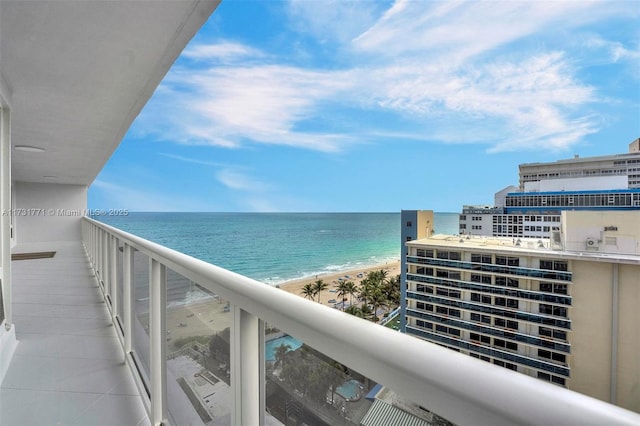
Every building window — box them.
[539,304,568,318]
[538,349,566,363]
[416,284,434,294]
[494,339,518,351]
[496,256,520,266]
[539,327,567,341]
[471,274,492,284]
[470,333,491,344]
[553,261,568,271]
[416,320,433,329]
[406,221,413,227]
[540,282,568,294]
[416,249,434,258]
[416,267,434,276]
[437,251,450,259]
[537,372,566,386]
[470,312,491,324]
[471,254,492,264]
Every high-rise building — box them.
[402,210,640,412]
[458,141,640,238]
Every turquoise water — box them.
[336,379,362,399]
[265,336,303,361]
[98,212,458,286]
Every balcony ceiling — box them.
[1,0,219,185]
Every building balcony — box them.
[3,217,639,425]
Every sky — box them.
[88,0,640,213]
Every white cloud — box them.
[583,35,640,63]
[216,169,272,192]
[286,0,386,44]
[134,1,635,155]
[183,42,265,63]
[159,153,225,167]
[145,62,356,152]
[352,1,620,62]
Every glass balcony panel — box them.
[132,250,151,384]
[264,325,451,426]
[116,241,124,327]
[165,268,231,425]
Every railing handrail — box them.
[83,216,640,426]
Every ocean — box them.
[97,212,459,286]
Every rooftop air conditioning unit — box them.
[586,237,600,249]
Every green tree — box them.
[336,281,350,310]
[344,280,358,307]
[369,290,389,321]
[302,283,315,301]
[274,343,291,369]
[383,274,401,308]
[313,279,328,303]
[345,304,365,318]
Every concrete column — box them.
[1,108,12,327]
[231,306,261,426]
[149,258,167,425]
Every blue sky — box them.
[89,0,640,213]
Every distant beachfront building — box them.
[458,139,640,238]
[400,210,434,331]
[401,210,640,413]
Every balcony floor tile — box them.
[1,241,148,426]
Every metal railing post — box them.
[97,229,103,288]
[110,235,118,320]
[123,244,133,354]
[231,307,261,426]
[103,232,110,298]
[150,258,167,425]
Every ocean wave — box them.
[167,288,215,308]
[257,255,400,286]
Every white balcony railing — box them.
[82,216,640,426]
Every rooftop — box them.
[409,234,640,265]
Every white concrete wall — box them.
[494,185,518,207]
[562,211,640,255]
[524,176,628,192]
[14,182,87,243]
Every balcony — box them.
[3,216,637,425]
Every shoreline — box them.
[277,259,401,309]
[162,259,401,349]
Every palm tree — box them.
[345,304,365,318]
[344,281,357,307]
[313,279,328,303]
[383,274,401,308]
[302,283,315,301]
[369,290,389,321]
[274,343,291,369]
[358,277,377,310]
[336,281,349,310]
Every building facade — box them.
[403,211,640,413]
[459,140,640,238]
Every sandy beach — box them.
[160,260,401,349]
[277,260,401,308]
